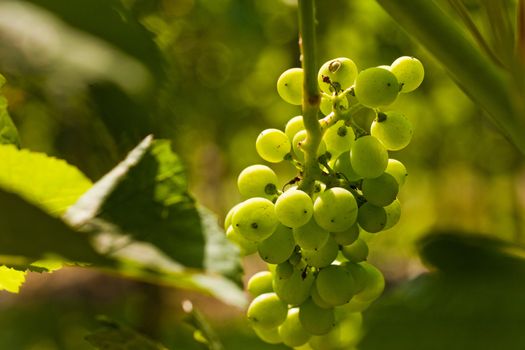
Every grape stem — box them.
[297,0,322,195]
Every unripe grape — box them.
[385,158,407,187]
[275,261,294,279]
[310,283,332,309]
[352,107,376,132]
[299,299,336,335]
[302,236,339,268]
[224,203,241,231]
[275,189,313,228]
[313,187,358,232]
[279,308,311,347]
[226,225,258,256]
[331,223,359,246]
[334,151,362,182]
[309,311,362,350]
[232,197,278,241]
[315,265,355,306]
[256,128,291,163]
[354,67,399,108]
[341,238,368,262]
[258,224,296,264]
[323,120,355,160]
[371,111,413,151]
[293,129,327,161]
[253,325,282,344]
[293,218,329,251]
[357,202,387,233]
[247,292,288,329]
[318,57,358,94]
[277,68,303,105]
[340,297,372,313]
[384,199,401,229]
[319,95,349,116]
[237,165,278,199]
[341,261,367,294]
[285,115,304,141]
[247,271,274,297]
[350,136,388,179]
[353,261,385,302]
[273,265,315,305]
[362,172,399,206]
[390,56,424,93]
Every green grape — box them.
[318,57,358,94]
[237,165,278,199]
[334,152,362,182]
[275,189,313,228]
[226,225,258,256]
[247,271,274,297]
[341,261,367,294]
[253,325,282,344]
[277,68,303,105]
[247,292,288,329]
[323,120,355,160]
[258,224,296,264]
[293,129,327,161]
[313,187,358,232]
[331,223,359,246]
[350,136,388,179]
[279,308,311,347]
[315,265,355,306]
[232,197,278,241]
[354,67,399,108]
[340,297,372,313]
[384,199,401,230]
[267,263,277,275]
[353,262,385,303]
[224,203,241,231]
[357,202,386,233]
[311,283,332,309]
[385,159,407,186]
[256,128,291,163]
[352,107,376,132]
[302,236,339,268]
[275,261,294,279]
[273,264,315,305]
[299,298,336,335]
[319,95,349,116]
[341,238,368,262]
[371,111,413,151]
[390,56,424,93]
[361,172,399,206]
[293,218,329,251]
[309,311,362,350]
[285,115,304,141]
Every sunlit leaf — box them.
[0,144,92,216]
[0,266,26,293]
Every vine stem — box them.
[297,0,322,195]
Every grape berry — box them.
[226,56,423,348]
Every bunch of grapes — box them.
[224,56,423,349]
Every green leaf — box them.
[0,95,20,148]
[0,265,26,293]
[359,232,525,350]
[85,317,169,350]
[376,0,525,155]
[65,136,245,307]
[0,144,92,216]
[0,189,109,265]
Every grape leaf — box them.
[0,189,109,265]
[359,232,525,350]
[0,95,19,148]
[0,266,26,293]
[0,144,92,216]
[85,317,169,350]
[65,136,245,306]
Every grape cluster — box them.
[225,56,423,349]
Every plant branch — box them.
[297,0,322,195]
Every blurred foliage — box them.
[361,232,525,350]
[0,0,523,349]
